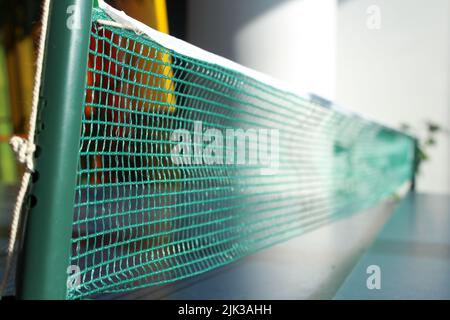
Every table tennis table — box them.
[1,185,449,299]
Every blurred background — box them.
[185,0,450,195]
[0,0,448,192]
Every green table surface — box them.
[2,187,449,299]
[335,192,450,299]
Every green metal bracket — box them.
[17,0,93,300]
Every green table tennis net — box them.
[68,7,415,299]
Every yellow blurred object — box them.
[0,44,18,183]
[7,35,35,134]
[115,0,169,34]
[115,0,176,113]
[3,34,36,181]
[131,44,177,114]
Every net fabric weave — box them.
[68,9,415,299]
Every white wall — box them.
[336,0,450,194]
[188,0,337,99]
[187,0,450,194]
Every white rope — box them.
[0,0,51,298]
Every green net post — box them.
[17,0,93,300]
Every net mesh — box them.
[68,8,415,299]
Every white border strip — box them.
[97,0,412,137]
